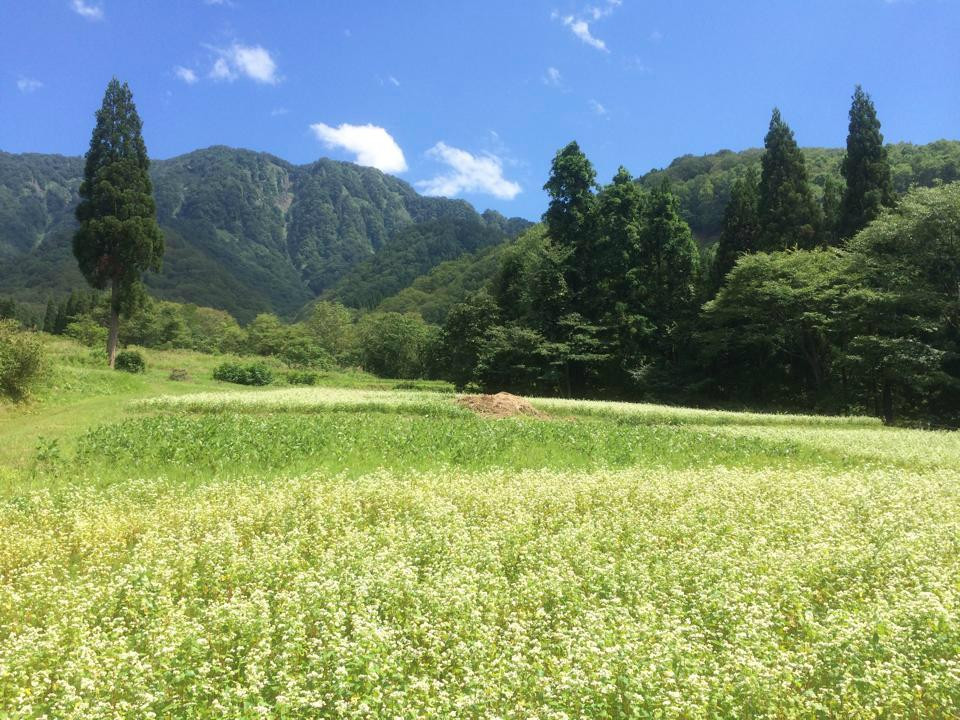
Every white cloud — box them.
[70,0,103,20]
[417,142,521,200]
[270,107,289,116]
[560,16,608,52]
[174,66,198,85]
[388,75,401,87]
[17,77,43,93]
[555,1,623,52]
[649,30,663,42]
[208,43,280,84]
[543,66,563,87]
[589,99,608,115]
[588,0,622,20]
[310,122,408,173]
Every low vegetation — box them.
[1,342,958,717]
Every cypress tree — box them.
[74,79,163,368]
[820,175,843,246]
[839,85,894,239]
[637,181,699,364]
[543,141,598,304]
[757,108,819,251]
[711,168,760,290]
[42,299,57,333]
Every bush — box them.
[168,368,190,382]
[213,361,274,386]
[64,315,108,348]
[0,320,47,400]
[286,370,318,386]
[115,350,146,373]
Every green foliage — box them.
[711,168,760,289]
[328,217,511,309]
[701,249,849,407]
[168,367,190,382]
[113,349,145,373]
[842,183,960,424]
[285,369,318,385]
[0,320,46,400]
[212,361,274,386]
[356,312,436,379]
[840,86,895,239]
[758,108,820,250]
[373,241,510,323]
[64,315,108,348]
[73,79,163,366]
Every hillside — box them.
[639,140,960,243]
[0,147,526,321]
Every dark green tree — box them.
[820,175,844,246]
[42,299,57,333]
[842,183,960,425]
[74,79,163,367]
[438,290,501,390]
[595,168,647,371]
[543,141,598,302]
[839,86,895,239]
[757,109,820,250]
[711,168,760,290]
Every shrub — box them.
[0,320,47,400]
[168,368,190,382]
[64,315,108,348]
[286,370,318,386]
[213,361,274,386]
[114,350,146,373]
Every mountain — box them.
[639,140,960,244]
[372,141,960,322]
[0,146,528,321]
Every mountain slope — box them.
[639,140,960,243]
[0,146,527,320]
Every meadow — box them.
[1,338,959,718]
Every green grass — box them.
[2,336,959,718]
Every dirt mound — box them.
[457,392,544,419]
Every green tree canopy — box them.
[839,85,895,239]
[711,168,760,291]
[758,109,820,251]
[73,79,163,367]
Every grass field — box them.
[1,338,959,718]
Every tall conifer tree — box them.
[74,79,163,368]
[839,85,894,239]
[757,109,819,250]
[543,141,597,303]
[711,168,760,290]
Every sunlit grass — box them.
[3,339,960,717]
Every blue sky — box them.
[2,0,958,219]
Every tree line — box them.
[436,87,959,426]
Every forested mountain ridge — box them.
[0,146,527,320]
[639,140,960,243]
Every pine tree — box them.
[74,79,163,368]
[839,86,894,239]
[757,108,820,250]
[711,168,760,290]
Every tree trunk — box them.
[107,279,119,369]
[881,381,894,426]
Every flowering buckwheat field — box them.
[2,386,959,718]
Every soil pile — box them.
[457,392,544,419]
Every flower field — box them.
[2,387,959,718]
